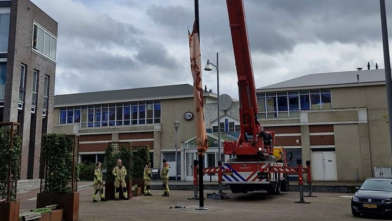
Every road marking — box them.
[27,197,37,201]
[339,196,353,198]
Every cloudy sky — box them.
[31,0,392,99]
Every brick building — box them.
[0,0,57,179]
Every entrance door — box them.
[311,151,338,181]
[323,152,337,181]
[311,152,324,181]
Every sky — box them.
[30,0,392,99]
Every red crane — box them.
[223,0,273,160]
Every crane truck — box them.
[200,0,311,195]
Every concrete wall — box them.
[160,97,195,150]
[332,85,392,173]
[3,0,57,178]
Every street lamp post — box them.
[174,121,180,181]
[205,52,222,193]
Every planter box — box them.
[40,212,51,221]
[0,201,20,221]
[137,187,142,196]
[132,178,145,193]
[51,209,63,221]
[37,192,79,221]
[105,180,132,200]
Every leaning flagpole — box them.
[189,0,208,210]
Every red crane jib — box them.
[224,0,270,157]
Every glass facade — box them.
[0,13,9,52]
[19,64,26,105]
[257,89,331,118]
[32,23,57,61]
[60,101,161,127]
[0,62,6,101]
[32,70,38,107]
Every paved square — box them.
[19,185,385,221]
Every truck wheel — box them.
[281,178,289,192]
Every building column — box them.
[154,127,162,169]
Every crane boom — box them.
[224,0,269,158]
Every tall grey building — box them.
[0,0,57,179]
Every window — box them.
[67,108,73,124]
[88,106,94,127]
[131,103,138,125]
[32,70,38,107]
[60,108,66,124]
[146,102,153,124]
[95,105,101,127]
[310,90,321,110]
[154,101,161,123]
[116,104,123,126]
[257,95,266,113]
[43,75,49,110]
[277,92,288,118]
[139,102,145,124]
[124,104,130,125]
[321,89,331,109]
[229,122,235,132]
[109,104,115,126]
[101,105,108,126]
[0,14,10,52]
[0,63,6,101]
[257,89,331,118]
[19,64,26,105]
[266,93,277,118]
[300,91,310,111]
[74,108,81,123]
[32,23,57,61]
[81,107,87,127]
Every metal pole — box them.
[216,52,223,194]
[199,154,204,207]
[195,0,200,41]
[380,0,392,153]
[175,127,178,181]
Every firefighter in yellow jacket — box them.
[161,159,170,197]
[93,162,107,202]
[143,162,153,196]
[112,159,128,200]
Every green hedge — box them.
[41,134,74,193]
[105,145,133,181]
[77,163,96,181]
[0,128,22,201]
[131,147,150,179]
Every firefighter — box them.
[161,159,170,197]
[143,162,153,196]
[93,162,107,202]
[112,159,128,200]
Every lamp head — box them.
[204,59,212,71]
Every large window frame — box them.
[32,22,57,62]
[257,89,332,119]
[60,101,162,127]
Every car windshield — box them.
[361,180,392,191]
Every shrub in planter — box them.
[77,163,95,181]
[0,125,22,221]
[130,147,150,191]
[38,134,79,221]
[105,145,133,199]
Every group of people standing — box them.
[92,159,170,202]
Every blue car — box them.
[352,178,392,217]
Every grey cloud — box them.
[135,42,180,69]
[147,5,192,29]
